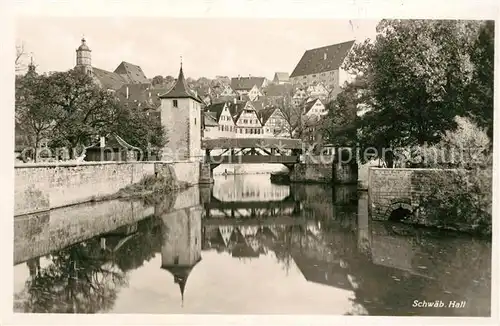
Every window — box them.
[245,129,249,134]
[173,100,178,107]
[194,118,196,125]
[244,119,247,123]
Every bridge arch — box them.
[384,198,413,222]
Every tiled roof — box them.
[304,98,322,114]
[263,83,294,97]
[115,83,160,109]
[230,77,266,90]
[274,72,290,82]
[203,111,219,127]
[159,66,202,102]
[212,95,237,104]
[92,67,129,90]
[290,40,355,78]
[250,100,264,112]
[204,102,227,122]
[257,107,278,125]
[304,98,317,113]
[114,61,149,84]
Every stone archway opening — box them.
[385,199,413,222]
[388,206,413,222]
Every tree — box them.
[15,66,56,161]
[18,241,126,313]
[16,42,28,73]
[406,117,492,235]
[16,67,167,161]
[344,20,492,166]
[466,20,494,139]
[151,75,164,86]
[114,106,167,155]
[48,69,121,155]
[320,76,364,148]
[276,95,318,141]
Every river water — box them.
[13,174,491,316]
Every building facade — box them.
[290,40,355,92]
[159,64,202,162]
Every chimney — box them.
[126,86,129,99]
[238,74,241,79]
[324,52,327,60]
[249,74,251,78]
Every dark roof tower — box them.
[162,260,201,307]
[159,61,202,102]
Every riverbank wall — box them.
[14,161,200,216]
[289,161,357,184]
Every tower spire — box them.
[180,55,183,68]
[158,62,201,102]
[174,274,187,307]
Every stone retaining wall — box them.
[368,167,459,221]
[15,161,200,216]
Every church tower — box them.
[160,207,202,306]
[75,37,93,76]
[159,62,202,162]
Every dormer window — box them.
[173,100,178,108]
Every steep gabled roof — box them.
[204,102,228,122]
[250,100,264,112]
[304,98,321,114]
[92,67,129,90]
[231,77,266,91]
[159,66,202,102]
[290,40,355,78]
[264,83,294,97]
[257,107,278,125]
[115,83,159,109]
[232,101,257,122]
[203,111,219,127]
[273,72,290,82]
[114,61,149,84]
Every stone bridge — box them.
[367,167,459,221]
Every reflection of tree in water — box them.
[20,242,126,313]
[109,216,164,272]
[18,215,165,313]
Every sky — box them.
[16,17,379,80]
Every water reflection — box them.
[13,174,491,315]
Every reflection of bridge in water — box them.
[205,174,301,219]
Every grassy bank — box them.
[97,174,191,202]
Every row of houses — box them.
[202,96,327,140]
